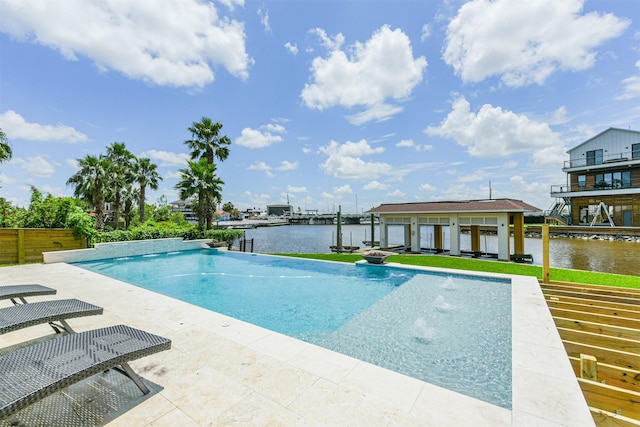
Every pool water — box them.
[74,249,512,409]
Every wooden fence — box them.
[542,281,640,426]
[0,228,87,264]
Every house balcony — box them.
[550,182,640,198]
[563,152,640,173]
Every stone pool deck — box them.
[1,261,593,426]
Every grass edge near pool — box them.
[275,253,640,289]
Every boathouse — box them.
[367,199,540,261]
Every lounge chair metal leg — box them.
[11,297,28,305]
[115,362,151,394]
[48,319,76,334]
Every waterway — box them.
[241,224,640,276]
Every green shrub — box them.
[92,222,244,245]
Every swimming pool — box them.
[74,249,512,409]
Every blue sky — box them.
[1,0,638,214]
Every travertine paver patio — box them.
[0,262,593,426]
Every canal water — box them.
[241,224,640,276]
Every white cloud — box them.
[217,0,244,12]
[165,170,182,180]
[531,144,568,168]
[425,96,564,165]
[263,123,286,133]
[248,161,270,171]
[236,125,285,148]
[346,103,404,126]
[421,24,431,42]
[318,139,393,180]
[617,60,640,100]
[509,175,549,194]
[257,8,270,32]
[0,110,88,142]
[277,160,298,170]
[385,189,406,198]
[302,25,427,124]
[334,184,352,195]
[443,0,629,86]
[247,159,297,176]
[248,161,274,177]
[14,155,56,177]
[242,190,272,207]
[363,180,389,190]
[139,149,190,167]
[287,185,307,193]
[65,158,78,169]
[0,0,252,88]
[458,174,483,183]
[395,139,433,151]
[396,139,414,148]
[284,42,298,55]
[419,183,436,191]
[549,106,570,125]
[321,191,336,200]
[308,28,344,51]
[430,184,484,201]
[0,172,15,185]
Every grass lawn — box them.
[276,253,640,289]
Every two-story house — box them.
[549,127,640,227]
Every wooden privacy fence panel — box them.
[0,228,87,264]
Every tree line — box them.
[0,117,231,234]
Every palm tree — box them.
[175,158,224,231]
[121,185,140,229]
[0,128,11,164]
[67,155,111,231]
[185,117,231,227]
[185,117,231,165]
[106,142,135,229]
[134,157,162,223]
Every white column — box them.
[449,214,460,256]
[411,216,420,253]
[497,213,509,261]
[380,217,389,249]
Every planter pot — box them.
[362,252,391,264]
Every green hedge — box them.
[94,225,244,246]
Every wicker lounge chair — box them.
[0,298,103,335]
[0,285,56,305]
[0,324,171,419]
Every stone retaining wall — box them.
[43,238,211,263]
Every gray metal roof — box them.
[367,198,540,214]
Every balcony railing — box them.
[564,151,640,169]
[551,180,639,194]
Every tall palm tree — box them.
[0,128,11,164]
[185,117,231,227]
[175,158,224,231]
[106,142,135,229]
[67,155,111,231]
[134,157,162,223]
[120,185,140,229]
[185,117,231,165]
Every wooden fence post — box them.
[542,224,550,283]
[17,229,25,264]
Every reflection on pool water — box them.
[74,249,512,409]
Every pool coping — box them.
[1,256,593,426]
